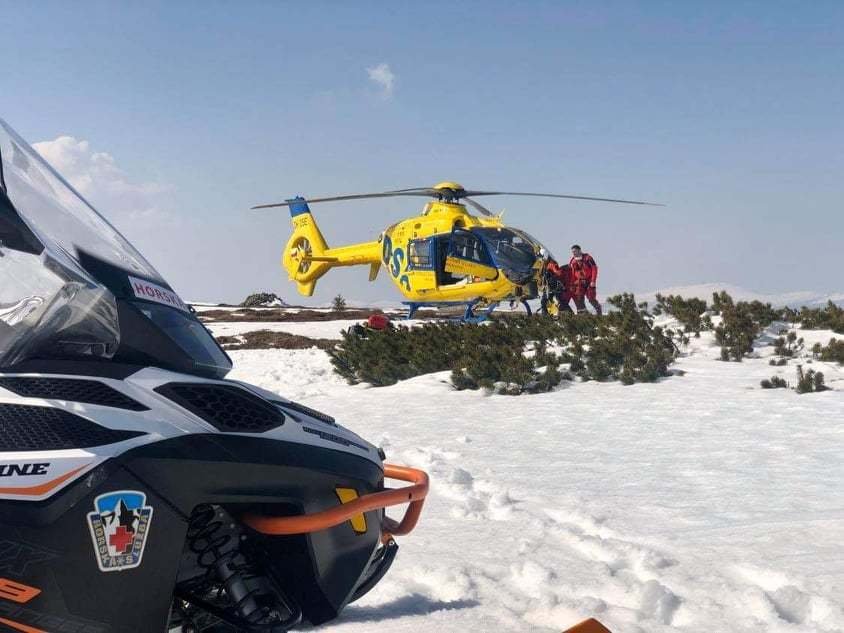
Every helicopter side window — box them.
[436,239,460,286]
[449,230,491,265]
[436,230,494,286]
[407,238,433,270]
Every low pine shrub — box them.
[240,292,284,307]
[743,300,782,328]
[329,293,677,393]
[773,331,804,358]
[761,376,788,389]
[795,364,829,394]
[451,345,536,394]
[664,327,691,347]
[331,294,348,312]
[785,301,844,334]
[818,338,844,364]
[652,293,712,337]
[216,330,334,350]
[714,294,758,361]
[713,291,782,361]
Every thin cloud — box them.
[366,62,395,99]
[33,136,171,223]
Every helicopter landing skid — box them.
[403,300,499,323]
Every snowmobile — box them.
[0,118,428,632]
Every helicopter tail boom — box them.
[282,197,380,296]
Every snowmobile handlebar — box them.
[241,463,429,538]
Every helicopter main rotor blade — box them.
[462,197,494,217]
[251,191,434,210]
[461,191,663,206]
[386,187,662,207]
[251,187,663,210]
[384,187,442,195]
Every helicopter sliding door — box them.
[440,229,498,285]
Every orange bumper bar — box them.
[242,463,429,537]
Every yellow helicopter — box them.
[252,182,657,319]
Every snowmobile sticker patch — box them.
[87,491,153,572]
[128,276,189,312]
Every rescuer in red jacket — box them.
[544,255,574,313]
[569,244,602,315]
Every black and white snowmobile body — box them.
[0,119,427,632]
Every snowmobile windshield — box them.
[129,300,230,372]
[0,118,230,377]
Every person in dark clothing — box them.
[544,257,574,313]
[569,244,601,315]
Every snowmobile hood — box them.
[0,118,231,377]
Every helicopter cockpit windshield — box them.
[0,118,230,377]
[471,227,544,284]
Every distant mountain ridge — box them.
[633,283,844,309]
[192,284,844,311]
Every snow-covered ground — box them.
[206,319,363,340]
[205,319,426,340]
[226,318,844,633]
[192,304,339,314]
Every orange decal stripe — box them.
[0,464,91,497]
[0,578,41,603]
[0,616,47,633]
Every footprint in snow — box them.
[536,508,683,626]
[731,565,844,629]
[437,466,517,521]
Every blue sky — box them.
[2,1,842,304]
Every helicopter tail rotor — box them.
[282,197,333,296]
[280,196,382,296]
